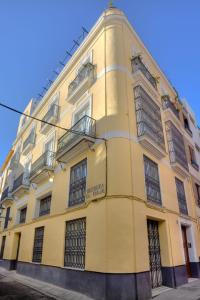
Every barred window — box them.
[0,236,6,259]
[69,159,87,207]
[165,121,188,171]
[64,218,86,269]
[19,207,27,224]
[175,178,188,215]
[134,86,165,149]
[144,156,162,205]
[32,227,44,263]
[39,195,51,217]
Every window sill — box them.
[63,266,85,272]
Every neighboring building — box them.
[0,6,200,300]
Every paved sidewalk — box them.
[0,267,93,300]
[153,279,200,300]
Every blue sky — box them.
[0,0,200,166]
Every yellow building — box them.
[0,6,200,300]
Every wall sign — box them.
[86,184,105,199]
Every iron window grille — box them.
[19,207,27,224]
[144,156,162,205]
[4,207,10,229]
[64,218,86,269]
[39,195,51,217]
[12,172,30,193]
[161,95,180,119]
[32,227,44,263]
[175,178,188,215]
[69,159,87,207]
[131,56,157,89]
[134,86,165,149]
[0,236,6,259]
[165,121,189,171]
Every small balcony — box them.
[162,95,180,123]
[22,131,35,155]
[40,104,59,135]
[12,173,30,197]
[1,186,13,203]
[30,151,56,183]
[9,152,20,170]
[68,63,96,104]
[166,121,189,178]
[131,56,157,90]
[56,116,96,162]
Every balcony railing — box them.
[56,116,96,159]
[132,56,157,90]
[41,104,59,130]
[22,131,35,152]
[1,186,13,202]
[10,152,20,170]
[12,173,30,193]
[68,63,95,98]
[30,151,55,180]
[166,121,189,172]
[162,95,180,119]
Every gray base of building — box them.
[0,259,16,270]
[162,264,200,288]
[16,261,152,300]
[1,260,200,300]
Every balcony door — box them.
[73,102,90,133]
[24,160,31,184]
[44,138,54,167]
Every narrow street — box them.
[0,274,53,299]
[0,267,92,300]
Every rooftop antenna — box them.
[108,0,115,8]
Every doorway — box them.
[181,226,191,277]
[147,220,163,289]
[13,233,21,270]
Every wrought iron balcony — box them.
[162,95,180,119]
[1,186,13,203]
[134,85,165,159]
[166,121,189,177]
[132,56,157,90]
[9,152,20,170]
[68,63,95,104]
[12,173,30,196]
[22,130,35,155]
[40,104,59,134]
[56,116,96,162]
[30,151,55,183]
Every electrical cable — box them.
[0,102,103,140]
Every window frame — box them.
[32,226,44,263]
[68,159,87,207]
[143,155,162,206]
[64,218,86,270]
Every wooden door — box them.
[181,226,191,277]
